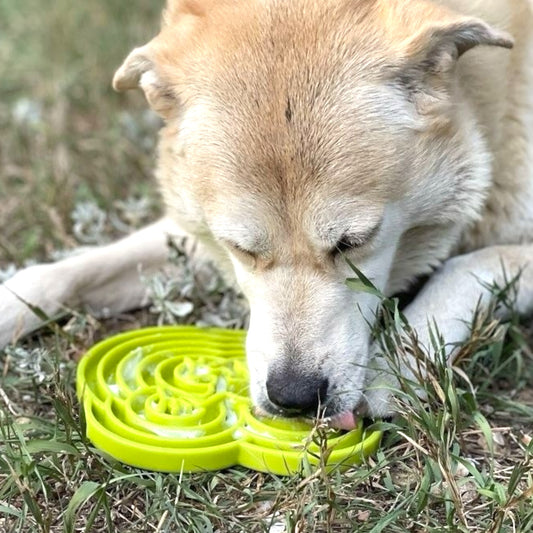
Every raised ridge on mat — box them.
[77,326,381,475]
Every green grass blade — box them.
[64,481,101,533]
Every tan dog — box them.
[1,0,532,429]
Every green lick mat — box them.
[76,326,381,475]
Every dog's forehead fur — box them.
[153,0,434,241]
[144,0,513,265]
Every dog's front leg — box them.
[0,217,197,349]
[364,244,533,417]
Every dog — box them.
[1,0,532,429]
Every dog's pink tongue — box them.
[329,411,357,430]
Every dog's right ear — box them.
[113,44,176,118]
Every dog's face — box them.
[114,0,512,426]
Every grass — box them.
[1,1,533,531]
[1,277,532,532]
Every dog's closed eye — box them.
[226,240,257,259]
[330,223,381,256]
[332,235,366,255]
[222,240,263,269]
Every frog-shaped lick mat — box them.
[76,326,381,475]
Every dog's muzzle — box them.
[264,366,359,430]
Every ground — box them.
[0,1,532,532]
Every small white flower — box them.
[0,264,17,283]
[12,98,42,128]
[71,201,107,244]
[5,346,52,384]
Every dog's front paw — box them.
[0,263,72,349]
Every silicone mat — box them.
[76,326,381,475]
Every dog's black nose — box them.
[266,368,328,415]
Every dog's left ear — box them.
[405,18,514,72]
[113,43,177,118]
[397,18,513,119]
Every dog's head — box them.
[114,0,512,426]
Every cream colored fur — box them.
[1,0,532,424]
